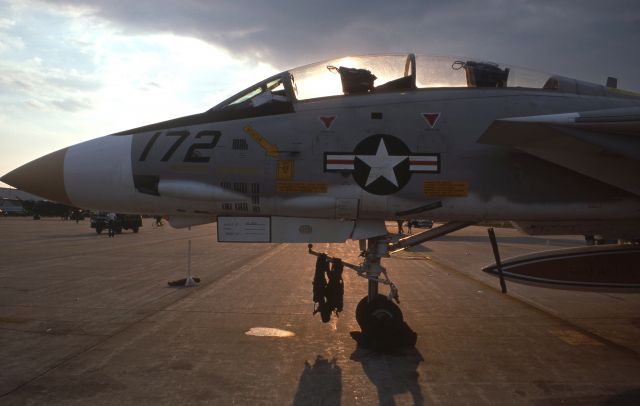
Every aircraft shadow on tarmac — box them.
[293,355,342,405]
[350,347,425,405]
[292,349,425,406]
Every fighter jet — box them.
[3,54,640,340]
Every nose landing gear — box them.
[309,236,412,349]
[308,221,475,349]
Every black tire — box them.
[132,226,139,233]
[96,227,102,234]
[355,294,403,331]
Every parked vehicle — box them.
[409,219,434,229]
[90,212,142,234]
[0,199,26,216]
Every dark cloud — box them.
[38,0,640,90]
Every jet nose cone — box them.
[1,147,72,206]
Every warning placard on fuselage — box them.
[217,216,271,242]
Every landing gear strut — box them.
[357,237,403,335]
[361,237,397,300]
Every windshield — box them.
[212,74,290,111]
[288,54,552,100]
[211,54,558,110]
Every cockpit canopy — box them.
[211,53,613,112]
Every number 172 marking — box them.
[138,130,221,163]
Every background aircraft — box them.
[3,53,639,344]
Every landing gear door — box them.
[336,198,358,220]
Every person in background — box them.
[107,212,117,238]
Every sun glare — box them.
[88,33,278,134]
[0,3,279,185]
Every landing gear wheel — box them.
[355,294,403,332]
[355,294,414,350]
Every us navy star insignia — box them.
[357,138,406,187]
[324,134,441,195]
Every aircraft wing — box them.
[478,106,640,196]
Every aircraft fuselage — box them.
[4,54,640,240]
[56,89,638,224]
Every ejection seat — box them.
[454,60,510,87]
[328,65,377,95]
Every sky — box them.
[2,0,639,187]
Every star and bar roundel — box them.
[324,134,440,195]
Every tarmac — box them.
[0,217,639,405]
